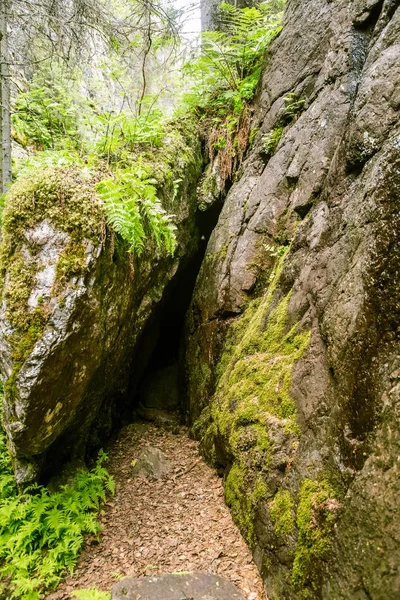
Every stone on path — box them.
[131,446,170,479]
[112,572,245,600]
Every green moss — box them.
[0,167,103,403]
[291,479,340,596]
[249,127,259,146]
[0,110,202,396]
[55,240,88,289]
[225,462,268,544]
[4,252,36,331]
[195,249,310,547]
[225,462,256,542]
[198,166,220,210]
[213,252,310,442]
[269,489,294,537]
[253,477,268,503]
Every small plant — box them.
[262,126,284,155]
[183,1,285,189]
[282,92,305,123]
[260,92,305,159]
[72,589,111,600]
[97,162,177,256]
[0,421,115,600]
[263,242,287,257]
[97,100,166,161]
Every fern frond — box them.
[97,163,177,256]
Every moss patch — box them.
[53,240,89,294]
[195,250,310,545]
[212,251,310,447]
[0,112,203,410]
[269,489,294,537]
[224,463,267,544]
[0,167,104,403]
[291,479,340,596]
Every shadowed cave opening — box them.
[127,198,223,422]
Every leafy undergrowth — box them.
[0,417,115,600]
[185,1,284,193]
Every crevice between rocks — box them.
[126,197,224,426]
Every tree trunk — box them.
[0,0,11,193]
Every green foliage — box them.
[97,101,166,161]
[183,1,284,189]
[12,75,81,152]
[261,92,305,158]
[292,479,340,596]
[282,93,305,123]
[0,391,17,502]
[97,162,177,256]
[72,589,111,600]
[263,241,287,257]
[269,489,294,537]
[1,389,114,599]
[0,450,115,599]
[262,126,284,155]
[13,150,84,181]
[185,2,283,116]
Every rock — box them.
[111,572,245,600]
[131,447,171,479]
[0,116,204,485]
[136,405,181,430]
[184,0,400,598]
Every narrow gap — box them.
[126,198,223,423]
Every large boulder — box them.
[0,115,204,485]
[184,0,400,598]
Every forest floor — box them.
[47,422,266,600]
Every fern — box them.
[98,162,177,256]
[182,1,284,189]
[184,1,284,116]
[0,402,115,600]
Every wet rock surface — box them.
[112,572,245,600]
[0,122,204,485]
[184,0,400,598]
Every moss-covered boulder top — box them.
[0,114,204,485]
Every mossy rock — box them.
[0,116,204,485]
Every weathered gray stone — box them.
[131,447,171,479]
[184,0,400,598]
[0,120,204,485]
[111,572,244,600]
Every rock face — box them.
[184,0,400,598]
[112,573,244,600]
[0,116,204,484]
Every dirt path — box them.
[47,423,266,600]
